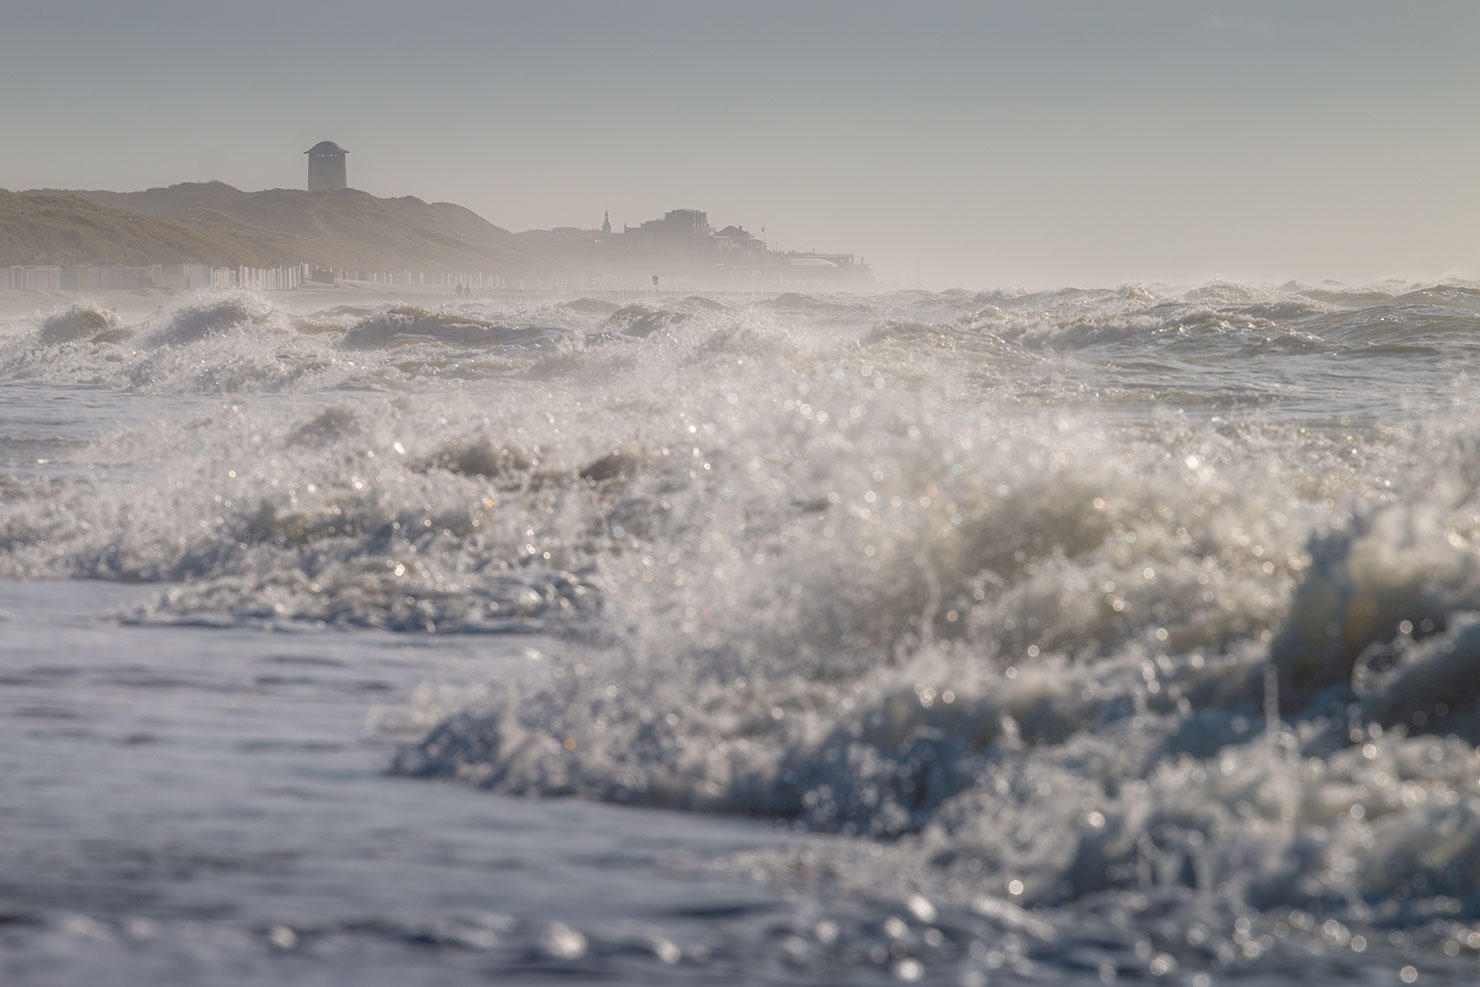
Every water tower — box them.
[305,141,348,191]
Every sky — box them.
[2,0,1476,288]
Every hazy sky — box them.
[3,1,1476,287]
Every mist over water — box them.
[6,281,1480,984]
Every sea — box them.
[4,281,1480,985]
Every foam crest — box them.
[37,301,128,345]
[380,355,1480,964]
[390,403,1320,806]
[146,290,290,346]
[1273,502,1480,710]
[603,296,731,337]
[1,292,352,393]
[340,305,562,349]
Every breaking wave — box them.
[9,278,1480,977]
[37,301,129,345]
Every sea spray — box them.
[8,282,1480,981]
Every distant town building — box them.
[714,225,765,255]
[513,204,871,288]
[305,140,348,191]
[625,208,712,242]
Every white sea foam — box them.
[7,281,1480,980]
[37,300,127,345]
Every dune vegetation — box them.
[3,183,550,275]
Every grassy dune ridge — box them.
[2,183,550,275]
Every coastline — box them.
[0,279,841,321]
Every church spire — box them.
[602,209,611,235]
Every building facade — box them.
[305,141,348,191]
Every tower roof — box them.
[305,141,348,155]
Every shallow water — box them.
[0,582,803,986]
[5,282,1480,984]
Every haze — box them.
[3,0,1476,288]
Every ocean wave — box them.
[146,290,290,346]
[380,398,1480,954]
[600,296,733,339]
[12,278,1480,975]
[340,305,563,349]
[37,301,129,345]
[757,291,874,316]
[558,296,622,316]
